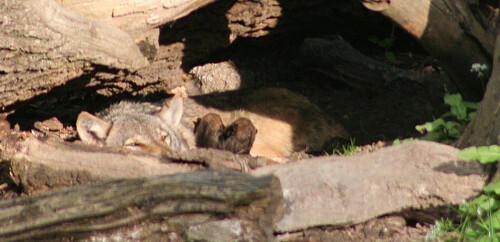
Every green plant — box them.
[333,138,358,156]
[368,25,398,64]
[470,63,489,92]
[368,36,397,64]
[436,145,500,241]
[459,145,500,164]
[425,218,457,241]
[415,93,478,144]
[392,137,415,145]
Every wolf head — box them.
[76,98,195,155]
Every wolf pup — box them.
[76,88,349,159]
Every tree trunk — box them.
[363,0,496,101]
[457,29,500,147]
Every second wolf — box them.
[76,88,348,159]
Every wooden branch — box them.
[362,0,493,101]
[0,0,148,107]
[0,170,283,241]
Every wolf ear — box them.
[158,97,183,126]
[76,111,112,145]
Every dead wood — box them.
[298,37,425,89]
[8,136,201,193]
[0,118,273,193]
[0,119,488,237]
[362,0,495,101]
[165,147,274,172]
[58,0,220,42]
[0,170,283,241]
[251,140,487,232]
[0,0,148,107]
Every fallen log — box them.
[251,140,487,232]
[58,0,220,42]
[0,115,273,193]
[0,121,488,238]
[0,0,148,107]
[0,170,283,241]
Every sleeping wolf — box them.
[76,88,348,159]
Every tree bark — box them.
[0,170,283,241]
[251,140,486,232]
[458,29,500,147]
[57,0,220,42]
[0,0,148,107]
[0,126,272,193]
[363,0,495,101]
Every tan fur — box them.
[180,88,349,158]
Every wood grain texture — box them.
[0,170,282,241]
[0,0,148,107]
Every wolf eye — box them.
[160,131,171,146]
[124,137,147,148]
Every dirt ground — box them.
[0,11,458,241]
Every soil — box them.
[0,9,459,241]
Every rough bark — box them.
[0,170,283,241]
[57,0,220,43]
[1,129,272,193]
[251,141,487,232]
[363,0,496,101]
[1,0,344,106]
[458,29,500,148]
[0,0,148,107]
[0,115,487,238]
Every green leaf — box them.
[484,182,500,195]
[478,195,500,213]
[444,121,459,130]
[420,132,445,142]
[444,93,463,106]
[462,195,489,214]
[416,118,445,134]
[392,138,414,146]
[478,234,500,242]
[385,51,397,63]
[447,127,462,139]
[444,93,467,121]
[444,121,462,139]
[368,36,393,48]
[485,210,500,237]
[468,111,477,120]
[463,101,480,110]
[458,146,500,164]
